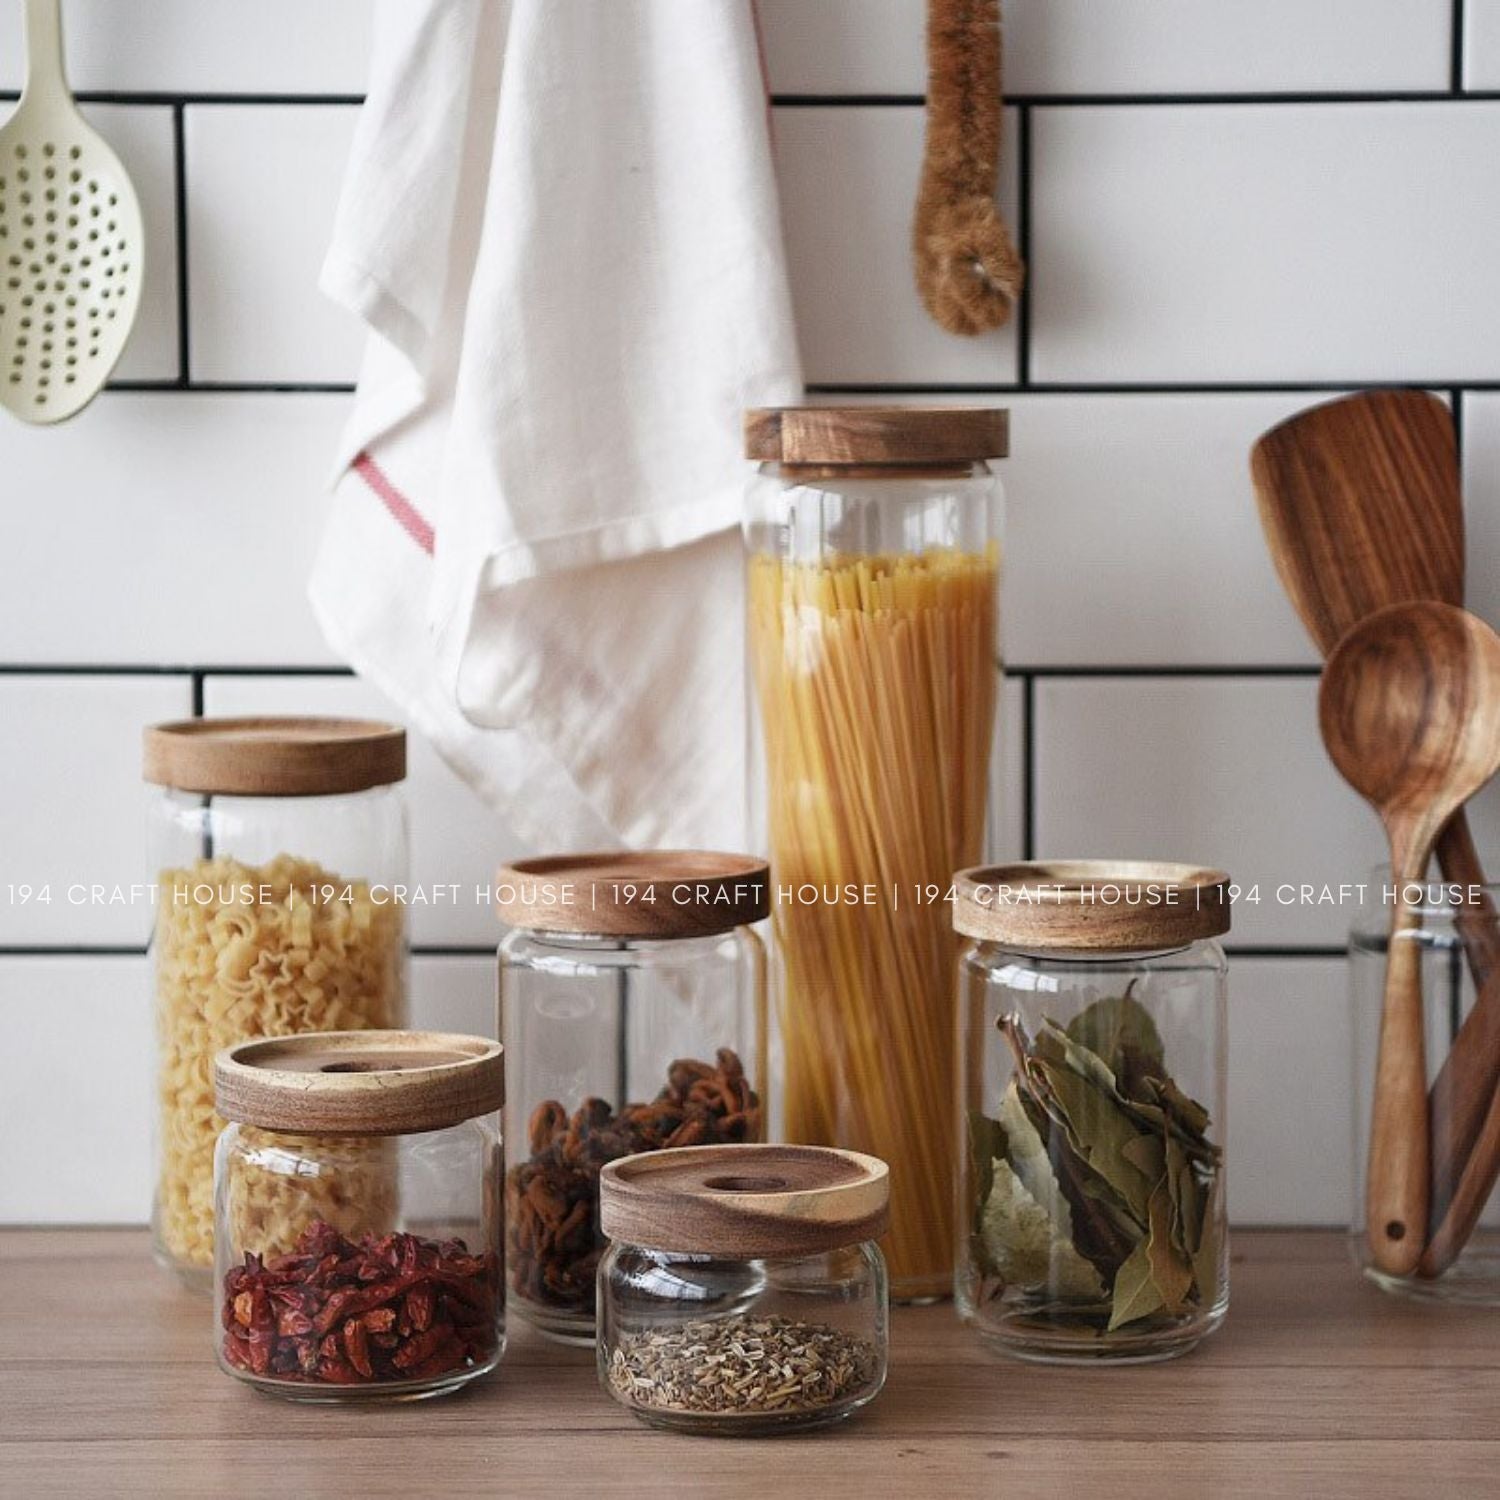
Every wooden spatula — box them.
[1252,389,1500,1244]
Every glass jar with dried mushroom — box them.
[212,1031,505,1401]
[497,852,769,1344]
[598,1144,889,1435]
[145,717,409,1289]
[954,861,1231,1363]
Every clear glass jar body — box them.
[149,784,409,1287]
[598,1239,888,1434]
[956,939,1229,1362]
[746,460,1004,1300]
[213,1117,504,1400]
[499,927,768,1342]
[1350,875,1500,1301]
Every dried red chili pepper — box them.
[218,1221,499,1389]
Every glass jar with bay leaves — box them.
[953,861,1231,1363]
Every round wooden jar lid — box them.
[215,1031,504,1136]
[952,860,1232,951]
[143,717,406,796]
[744,405,1008,465]
[599,1145,889,1257]
[494,851,770,939]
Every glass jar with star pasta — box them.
[144,717,409,1288]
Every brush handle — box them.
[21,0,66,103]
[1367,868,1431,1276]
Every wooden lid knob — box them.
[599,1145,889,1256]
[214,1031,504,1136]
[952,860,1232,950]
[744,405,1008,465]
[495,851,770,939]
[143,717,406,796]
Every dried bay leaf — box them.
[1145,1181,1193,1313]
[1107,1238,1166,1331]
[1065,989,1165,1073]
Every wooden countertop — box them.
[1,1229,1496,1498]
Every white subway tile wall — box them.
[185,105,361,383]
[1,1,1492,1227]
[760,0,1454,97]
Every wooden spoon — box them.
[1319,601,1500,1274]
[1252,389,1500,1237]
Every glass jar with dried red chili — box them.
[212,1031,505,1401]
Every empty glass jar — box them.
[745,404,1008,1302]
[497,852,769,1342]
[598,1144,889,1434]
[212,1030,505,1401]
[954,861,1231,1363]
[145,717,409,1287]
[1350,870,1500,1301]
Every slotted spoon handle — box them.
[21,0,67,104]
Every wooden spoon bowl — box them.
[1320,601,1500,1274]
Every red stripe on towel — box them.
[353,451,435,556]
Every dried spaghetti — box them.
[750,546,999,1294]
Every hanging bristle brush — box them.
[912,0,1024,336]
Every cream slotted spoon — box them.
[0,0,142,422]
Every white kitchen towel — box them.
[310,0,801,851]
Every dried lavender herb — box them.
[606,1316,879,1417]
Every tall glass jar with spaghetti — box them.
[144,717,410,1289]
[744,405,1006,1300]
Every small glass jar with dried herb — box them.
[212,1030,505,1401]
[498,853,769,1344]
[598,1144,889,1434]
[954,861,1231,1363]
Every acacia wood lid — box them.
[599,1145,890,1256]
[495,852,770,939]
[952,860,1232,950]
[744,405,1008,466]
[143,717,406,796]
[215,1031,504,1136]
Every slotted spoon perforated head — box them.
[0,0,143,422]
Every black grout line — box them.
[1014,664,1321,679]
[0,946,149,957]
[0,664,354,677]
[189,671,204,717]
[775,89,1500,108]
[0,941,1349,961]
[808,380,1500,396]
[171,104,190,385]
[1015,106,1032,389]
[12,86,1498,112]
[0,663,1325,680]
[1020,674,1036,860]
[103,380,356,394]
[1454,0,1469,93]
[1225,946,1348,960]
[1454,387,1466,474]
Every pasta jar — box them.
[1350,872,1500,1301]
[212,1030,505,1401]
[145,717,409,1287]
[598,1144,889,1435]
[497,852,769,1343]
[745,404,1006,1300]
[953,861,1231,1363]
